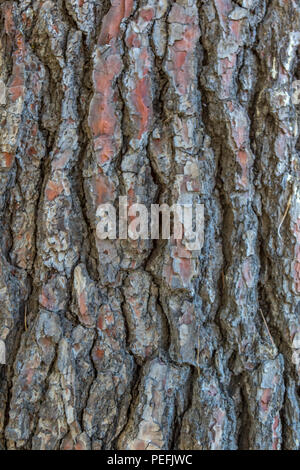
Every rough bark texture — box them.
[0,0,299,451]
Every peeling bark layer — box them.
[0,0,299,450]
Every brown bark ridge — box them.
[0,0,299,450]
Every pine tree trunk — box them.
[0,0,299,450]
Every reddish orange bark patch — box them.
[227,101,234,112]
[95,348,105,360]
[175,51,187,69]
[61,437,74,450]
[26,368,35,386]
[168,23,200,96]
[73,343,81,352]
[179,258,193,286]
[106,313,114,325]
[45,181,64,201]
[4,5,14,35]
[126,32,141,48]
[40,290,52,310]
[89,53,123,165]
[106,326,116,338]
[237,150,249,188]
[40,337,53,351]
[261,388,272,412]
[9,86,24,102]
[78,292,88,317]
[15,32,25,53]
[74,441,85,451]
[2,152,14,169]
[133,77,152,139]
[173,241,192,259]
[98,0,134,46]
[229,20,242,41]
[135,440,147,450]
[97,315,104,331]
[169,4,195,24]
[93,54,122,94]
[94,174,115,206]
[77,290,94,327]
[10,65,24,88]
[140,8,154,22]
[27,146,37,156]
[9,59,25,101]
[127,186,135,207]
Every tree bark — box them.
[0,0,299,450]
